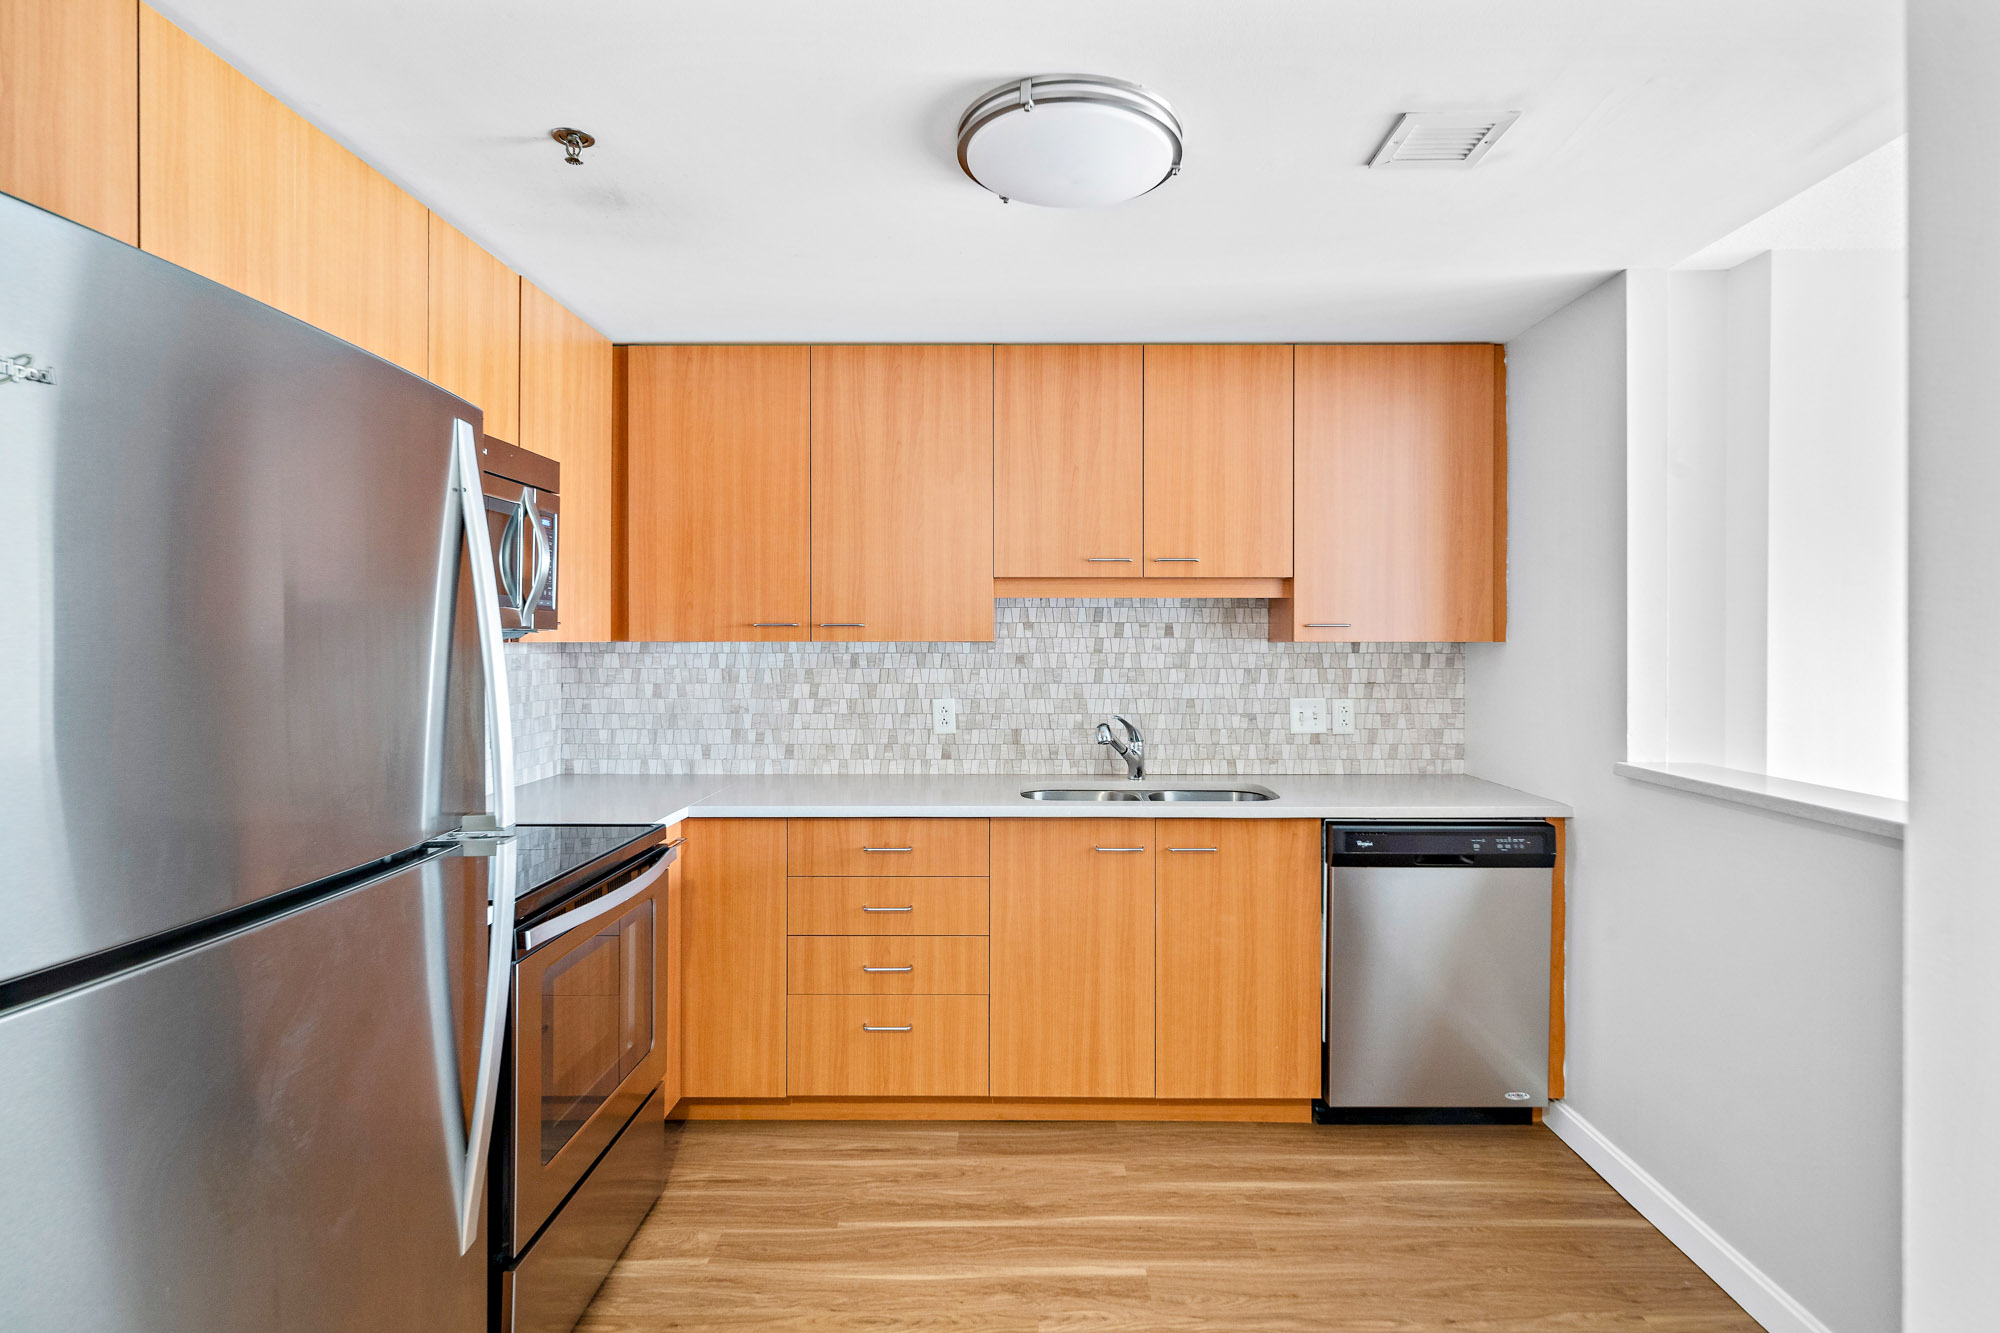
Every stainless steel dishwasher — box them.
[1323,822,1557,1108]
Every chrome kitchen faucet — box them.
[1095,715,1146,780]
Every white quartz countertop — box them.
[513,772,1571,826]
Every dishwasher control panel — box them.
[1325,822,1557,867]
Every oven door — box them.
[510,845,672,1245]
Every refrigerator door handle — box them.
[458,837,519,1255]
[452,420,516,832]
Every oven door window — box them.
[538,899,654,1164]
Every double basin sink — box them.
[1021,784,1278,803]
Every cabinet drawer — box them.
[787,878,989,935]
[787,996,989,1097]
[788,819,988,876]
[788,936,988,995]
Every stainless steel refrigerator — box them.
[0,191,520,1331]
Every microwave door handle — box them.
[522,491,552,618]
[448,835,518,1255]
[520,844,676,952]
[452,421,515,832]
[495,496,525,610]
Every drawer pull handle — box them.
[819,622,867,628]
[862,905,914,913]
[1085,556,1134,562]
[1153,556,1200,563]
[1167,847,1219,853]
[751,621,800,627]
[1305,622,1352,628]
[862,1023,913,1033]
[863,846,914,853]
[862,965,914,973]
[1094,846,1146,853]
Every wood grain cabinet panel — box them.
[1276,343,1505,642]
[990,819,1156,1099]
[810,345,994,642]
[680,819,787,1098]
[1156,819,1321,1100]
[623,345,810,641]
[787,818,988,877]
[993,345,1145,577]
[1,0,138,243]
[787,879,989,937]
[1142,345,1293,578]
[520,281,614,641]
[787,936,988,996]
[426,215,519,441]
[787,996,989,1097]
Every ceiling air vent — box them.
[1370,111,1520,168]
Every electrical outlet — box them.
[932,698,958,735]
[1290,698,1328,734]
[1330,699,1356,734]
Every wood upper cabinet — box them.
[138,6,426,374]
[1142,345,1294,578]
[810,345,994,642]
[680,819,787,1099]
[624,345,810,641]
[520,282,614,641]
[1,0,139,244]
[990,819,1156,1099]
[993,345,1145,577]
[1275,344,1505,643]
[426,215,519,441]
[1156,819,1321,1100]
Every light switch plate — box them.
[932,698,958,735]
[1330,699,1356,734]
[1290,698,1328,734]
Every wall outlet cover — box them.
[1290,698,1328,734]
[1330,699,1356,734]
[932,698,958,735]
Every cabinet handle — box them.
[1167,847,1219,853]
[861,905,914,913]
[1085,556,1134,563]
[862,965,914,973]
[862,846,913,853]
[819,622,866,628]
[1305,623,1352,628]
[1152,557,1200,563]
[752,621,800,627]
[862,1023,913,1032]
[1093,846,1146,853]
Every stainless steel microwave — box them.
[478,436,560,639]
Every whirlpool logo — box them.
[2,354,56,386]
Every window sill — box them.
[1612,761,1906,842]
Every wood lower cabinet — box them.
[1275,343,1505,643]
[787,936,988,996]
[624,345,811,641]
[787,996,989,1097]
[1156,819,1322,1100]
[520,282,615,641]
[990,819,1156,1099]
[993,345,1145,577]
[1,0,138,244]
[810,345,994,642]
[786,878,990,936]
[426,214,519,441]
[787,818,989,877]
[680,819,786,1098]
[1142,345,1294,578]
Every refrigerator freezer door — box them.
[0,192,490,982]
[0,847,504,1332]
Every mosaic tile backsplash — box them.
[506,599,1464,783]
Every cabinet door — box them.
[1279,344,1504,642]
[991,819,1156,1099]
[810,345,993,642]
[625,345,810,641]
[994,345,1144,577]
[1156,819,1321,1099]
[680,819,786,1098]
[520,282,614,641]
[1142,345,1293,578]
[426,214,519,442]
[1,0,138,244]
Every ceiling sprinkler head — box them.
[550,127,595,166]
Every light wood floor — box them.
[577,1120,1758,1332]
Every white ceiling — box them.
[154,1,1904,342]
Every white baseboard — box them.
[1543,1102,1833,1333]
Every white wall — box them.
[1467,274,1904,1333]
[1903,3,2000,1327]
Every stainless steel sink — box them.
[1019,785,1279,803]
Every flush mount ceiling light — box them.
[956,74,1183,207]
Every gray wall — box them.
[1466,275,1903,1332]
[509,598,1463,779]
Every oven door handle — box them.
[521,844,676,953]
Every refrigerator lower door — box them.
[0,849,498,1332]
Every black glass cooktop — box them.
[507,823,660,915]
